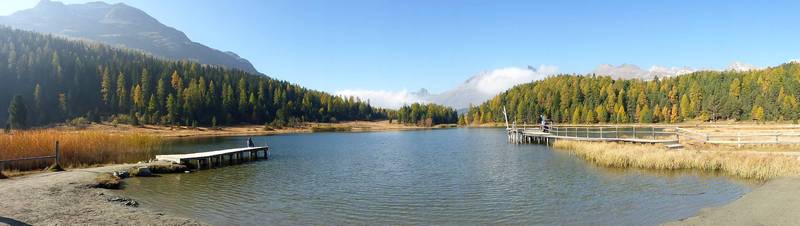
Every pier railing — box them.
[546,125,678,140]
[507,125,679,144]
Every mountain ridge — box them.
[0,0,261,74]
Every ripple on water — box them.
[122,129,754,225]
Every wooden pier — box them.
[507,126,681,147]
[502,107,681,148]
[155,146,270,170]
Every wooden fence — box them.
[0,141,61,174]
[676,127,800,147]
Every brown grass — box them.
[553,140,800,180]
[93,172,122,189]
[0,129,163,172]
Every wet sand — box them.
[665,177,800,226]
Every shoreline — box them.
[3,125,800,224]
[665,177,800,226]
[0,162,204,225]
[49,120,443,139]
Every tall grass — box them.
[0,130,163,171]
[553,140,800,180]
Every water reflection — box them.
[123,128,753,225]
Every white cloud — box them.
[334,65,559,109]
[592,64,696,79]
[334,89,427,109]
[430,65,558,109]
[726,61,760,72]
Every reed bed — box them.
[553,140,800,180]
[0,130,163,171]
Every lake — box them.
[121,128,753,225]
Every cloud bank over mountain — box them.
[339,60,782,110]
[591,61,765,79]
[335,65,558,109]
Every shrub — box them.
[67,117,91,129]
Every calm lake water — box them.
[121,128,753,225]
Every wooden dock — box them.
[156,146,270,170]
[507,126,681,147]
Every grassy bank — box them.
[310,126,353,132]
[553,140,800,180]
[0,130,163,172]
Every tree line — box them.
[463,62,800,125]
[0,26,389,129]
[390,103,459,126]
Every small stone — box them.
[134,167,152,177]
[113,171,130,179]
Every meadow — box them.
[553,140,800,180]
[0,130,163,173]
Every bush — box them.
[67,117,91,129]
[311,126,352,132]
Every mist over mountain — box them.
[0,0,260,74]
[336,65,558,109]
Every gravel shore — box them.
[665,177,800,226]
[0,164,204,225]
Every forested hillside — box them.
[463,62,800,125]
[0,26,387,129]
[392,103,458,126]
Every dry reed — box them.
[553,140,800,180]
[0,130,163,171]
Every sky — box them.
[3,0,800,105]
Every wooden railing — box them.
[0,141,61,173]
[675,128,800,147]
[545,126,678,140]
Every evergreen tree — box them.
[7,95,27,129]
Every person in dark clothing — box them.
[247,137,255,147]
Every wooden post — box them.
[776,134,780,144]
[652,127,656,140]
[55,141,61,166]
[600,127,603,139]
[737,132,741,148]
[586,127,589,139]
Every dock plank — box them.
[156,146,269,164]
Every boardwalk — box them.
[156,146,269,170]
[507,126,681,148]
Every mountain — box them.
[0,27,385,127]
[0,0,260,74]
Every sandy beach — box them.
[665,177,800,226]
[0,163,204,226]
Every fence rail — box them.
[675,127,800,147]
[0,141,61,172]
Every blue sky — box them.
[3,0,800,94]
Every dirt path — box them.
[0,164,203,225]
[665,177,800,226]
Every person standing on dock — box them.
[247,137,255,147]
[540,115,549,133]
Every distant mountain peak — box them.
[1,0,261,75]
